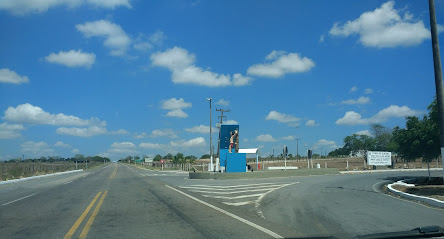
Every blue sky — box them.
[0,0,443,160]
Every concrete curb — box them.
[189,168,340,180]
[0,169,84,185]
[340,168,443,174]
[387,179,444,208]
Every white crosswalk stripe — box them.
[178,182,297,207]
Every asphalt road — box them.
[0,163,295,239]
[1,163,443,238]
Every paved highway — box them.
[0,163,295,238]
[1,163,443,238]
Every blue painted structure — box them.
[219,125,246,173]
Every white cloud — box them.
[185,125,217,134]
[341,96,370,105]
[336,111,368,125]
[371,105,420,123]
[21,141,55,158]
[3,103,105,126]
[247,50,315,78]
[0,122,24,139]
[76,20,131,56]
[349,86,358,93]
[265,110,300,123]
[336,105,421,125]
[232,73,252,86]
[364,88,374,94]
[170,137,206,148]
[215,99,230,106]
[148,30,165,45]
[151,47,234,87]
[161,98,192,110]
[355,130,372,137]
[224,120,239,125]
[54,141,71,148]
[161,98,192,118]
[166,109,188,118]
[313,139,338,149]
[329,1,430,48]
[109,129,129,135]
[255,134,277,142]
[134,132,147,139]
[56,126,127,137]
[305,120,317,127]
[139,142,164,149]
[45,50,95,68]
[319,34,325,43]
[282,135,295,140]
[56,126,108,137]
[133,31,165,52]
[150,128,178,138]
[108,142,138,154]
[0,0,131,16]
[71,148,80,154]
[0,68,29,84]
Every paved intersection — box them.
[178,182,297,207]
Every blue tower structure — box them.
[219,125,246,172]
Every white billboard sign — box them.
[367,151,391,166]
[144,157,153,163]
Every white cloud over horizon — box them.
[0,68,29,84]
[185,125,217,134]
[341,96,370,105]
[247,50,315,78]
[45,49,95,68]
[265,110,300,123]
[161,98,192,118]
[56,126,128,137]
[0,122,24,139]
[329,1,430,48]
[76,20,131,56]
[336,105,421,125]
[151,46,251,87]
[3,103,106,126]
[0,0,132,16]
[150,128,178,138]
[255,134,277,142]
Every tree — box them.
[200,154,210,159]
[392,99,440,180]
[343,134,375,159]
[153,154,162,161]
[392,99,440,163]
[370,123,393,151]
[185,155,197,164]
[164,153,173,160]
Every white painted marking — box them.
[190,187,279,195]
[64,181,73,184]
[179,184,287,191]
[203,193,263,200]
[165,185,283,238]
[223,201,256,206]
[183,182,275,188]
[2,193,37,206]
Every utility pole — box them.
[429,0,444,183]
[216,108,230,124]
[206,98,213,171]
[216,108,230,159]
[295,139,300,161]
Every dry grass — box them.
[0,162,102,181]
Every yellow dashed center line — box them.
[79,191,108,239]
[63,192,101,239]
